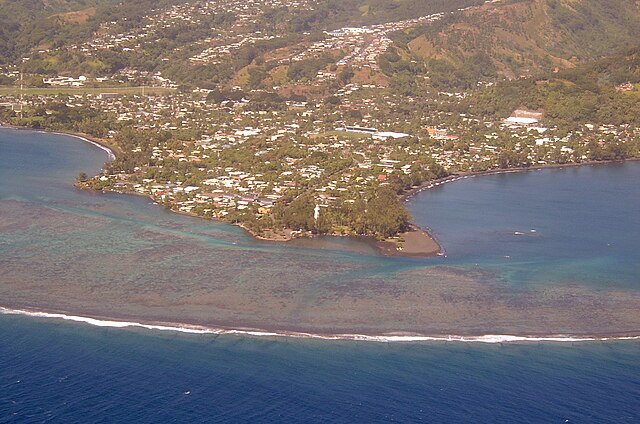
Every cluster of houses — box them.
[3,73,637,220]
[283,12,445,74]
[38,70,177,90]
[1,0,637,224]
[127,166,282,217]
[68,0,312,60]
[43,76,82,87]
[189,32,281,65]
[58,0,453,87]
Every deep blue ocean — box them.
[2,314,640,423]
[1,128,639,422]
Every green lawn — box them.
[0,86,176,96]
[321,130,373,140]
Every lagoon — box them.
[1,128,640,422]
[1,128,639,338]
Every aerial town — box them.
[0,0,638,241]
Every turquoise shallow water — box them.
[1,128,640,336]
[1,128,640,422]
[409,163,640,289]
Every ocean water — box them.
[408,164,640,289]
[1,314,640,423]
[1,128,640,422]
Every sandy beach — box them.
[0,122,121,158]
[375,226,442,257]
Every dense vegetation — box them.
[465,48,640,127]
[0,0,189,63]
[386,0,640,89]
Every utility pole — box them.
[19,71,24,120]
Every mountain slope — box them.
[388,0,640,88]
[0,0,104,62]
[0,0,186,63]
[465,47,640,130]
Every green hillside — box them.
[387,0,640,88]
[0,0,186,63]
[0,0,99,62]
[465,47,640,129]
[0,0,485,87]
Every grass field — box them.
[320,130,373,140]
[0,86,176,96]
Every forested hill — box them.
[386,0,640,89]
[0,0,98,62]
[0,0,190,63]
[0,0,483,65]
[2,0,640,93]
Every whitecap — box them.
[1,306,638,344]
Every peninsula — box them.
[1,0,639,253]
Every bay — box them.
[1,128,640,422]
[1,128,640,336]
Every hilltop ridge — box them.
[387,0,640,88]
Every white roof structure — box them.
[505,116,539,125]
[373,131,410,139]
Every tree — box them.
[76,172,89,183]
[338,66,355,84]
[364,187,410,237]
[282,193,315,231]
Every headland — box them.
[3,129,640,343]
[13,126,441,257]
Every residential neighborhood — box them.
[0,0,638,239]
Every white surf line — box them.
[2,307,639,343]
[47,131,116,161]
[66,134,116,161]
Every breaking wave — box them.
[2,306,638,344]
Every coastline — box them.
[400,158,640,202]
[3,124,636,258]
[372,225,442,257]
[2,305,639,344]
[0,122,120,160]
[53,131,118,161]
[93,181,444,257]
[4,124,442,256]
[3,132,640,345]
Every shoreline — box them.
[0,122,120,160]
[371,225,442,258]
[2,305,639,344]
[400,158,640,202]
[3,124,636,258]
[52,131,118,161]
[3,128,640,345]
[1,124,442,256]
[97,184,444,257]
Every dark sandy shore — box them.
[375,226,442,257]
[400,158,640,202]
